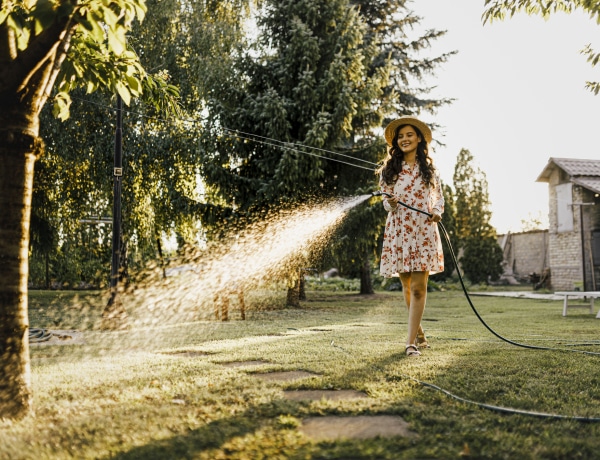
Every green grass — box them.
[2,287,600,459]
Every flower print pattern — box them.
[379,162,444,276]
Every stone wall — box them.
[497,230,549,280]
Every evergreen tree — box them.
[202,0,383,206]
[452,149,503,284]
[353,0,455,118]
[200,0,389,300]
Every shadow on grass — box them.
[109,411,263,459]
[106,351,420,460]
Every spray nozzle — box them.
[371,190,392,198]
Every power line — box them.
[220,126,379,167]
[69,95,381,172]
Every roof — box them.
[572,177,600,195]
[536,158,600,194]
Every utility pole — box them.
[102,95,127,328]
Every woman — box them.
[377,115,444,357]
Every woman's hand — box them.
[430,213,442,223]
[385,195,399,210]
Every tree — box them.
[30,0,255,288]
[0,0,177,420]
[200,0,391,301]
[453,148,503,284]
[483,0,600,94]
[354,0,455,118]
[461,236,504,284]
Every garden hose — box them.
[29,327,53,343]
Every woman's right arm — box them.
[380,180,398,212]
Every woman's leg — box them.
[399,271,429,346]
[399,272,427,341]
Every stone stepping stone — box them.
[283,389,368,401]
[252,370,319,382]
[299,415,415,440]
[161,351,212,357]
[221,360,269,368]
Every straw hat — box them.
[384,115,432,146]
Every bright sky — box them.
[409,1,600,234]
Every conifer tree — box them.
[200,0,391,299]
[353,0,455,117]
[453,149,503,284]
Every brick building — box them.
[536,158,600,291]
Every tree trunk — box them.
[45,250,50,289]
[0,16,71,418]
[0,131,42,419]
[299,274,306,301]
[359,252,374,295]
[286,279,301,307]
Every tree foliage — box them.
[354,0,455,119]
[30,0,257,288]
[483,0,600,94]
[313,0,454,292]
[201,0,380,207]
[453,149,503,284]
[198,0,389,296]
[461,236,504,284]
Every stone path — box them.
[283,389,368,401]
[300,415,415,440]
[253,370,319,382]
[217,360,416,441]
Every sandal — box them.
[405,344,421,357]
[416,331,429,349]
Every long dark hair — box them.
[377,123,435,187]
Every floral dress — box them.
[380,162,445,277]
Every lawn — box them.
[2,285,600,459]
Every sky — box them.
[407,1,600,234]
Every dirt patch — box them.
[300,415,416,440]
[283,389,368,401]
[252,370,319,382]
